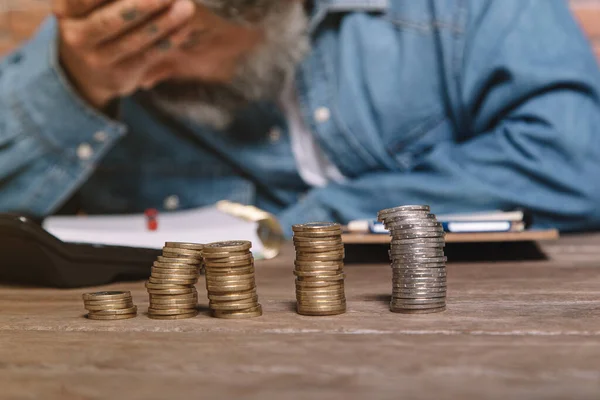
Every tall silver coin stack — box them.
[203,241,263,319]
[145,242,203,320]
[377,205,447,314]
[292,222,347,316]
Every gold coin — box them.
[295,260,344,268]
[149,292,197,301]
[86,313,137,320]
[293,270,342,277]
[297,304,347,312]
[292,231,342,238]
[293,245,345,253]
[83,297,133,306]
[292,222,342,232]
[203,241,252,253]
[205,266,255,276]
[85,301,134,311]
[296,252,345,262]
[206,283,255,292]
[149,303,198,310]
[204,259,254,268]
[150,272,199,280]
[90,306,138,315]
[205,273,255,282]
[82,291,131,301]
[147,310,199,320]
[152,262,199,270]
[148,307,199,315]
[293,236,343,244]
[147,288,197,295]
[162,248,203,257]
[296,289,345,297]
[297,308,346,316]
[201,250,251,259]
[296,274,345,282]
[203,253,253,262]
[157,256,200,264]
[149,297,198,305]
[209,298,259,311]
[211,304,263,319]
[144,281,194,289]
[165,242,204,251]
[208,290,257,301]
[148,277,197,285]
[295,280,341,288]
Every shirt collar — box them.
[309,0,389,32]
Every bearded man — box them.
[0,0,599,236]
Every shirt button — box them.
[314,107,331,123]
[269,127,282,143]
[164,195,180,210]
[77,143,94,161]
[93,131,108,143]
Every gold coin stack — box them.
[145,242,203,320]
[203,241,263,319]
[83,291,137,320]
[292,222,346,316]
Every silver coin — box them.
[392,290,447,298]
[391,231,445,239]
[386,221,442,229]
[391,297,447,304]
[389,248,445,257]
[393,273,447,280]
[389,225,444,233]
[393,282,447,289]
[378,205,430,218]
[391,254,447,262]
[391,261,447,268]
[390,301,446,310]
[386,214,436,223]
[391,237,445,245]
[393,270,447,277]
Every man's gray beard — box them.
[143,1,310,130]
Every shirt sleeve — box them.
[277,0,600,237]
[0,17,127,216]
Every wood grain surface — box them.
[1,233,600,399]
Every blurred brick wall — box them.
[0,0,599,59]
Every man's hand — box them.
[53,0,195,111]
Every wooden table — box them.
[1,233,600,399]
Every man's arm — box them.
[277,0,600,234]
[0,18,126,216]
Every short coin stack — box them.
[83,291,137,320]
[145,242,203,320]
[203,241,263,319]
[378,205,447,314]
[292,222,346,316]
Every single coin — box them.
[297,305,347,313]
[391,297,446,304]
[296,288,346,296]
[85,302,134,311]
[149,297,198,306]
[389,301,446,309]
[378,205,430,218]
[297,308,346,316]
[202,250,251,259]
[83,297,133,306]
[148,307,199,315]
[150,292,198,300]
[153,262,200,270]
[293,270,342,277]
[91,306,138,315]
[162,247,203,257]
[204,259,254,268]
[387,220,442,229]
[293,239,343,247]
[165,242,204,250]
[390,306,446,314]
[295,281,342,288]
[390,225,444,233]
[293,245,345,253]
[148,277,197,285]
[209,298,259,311]
[206,273,255,282]
[86,313,137,320]
[145,281,195,289]
[293,231,342,239]
[206,284,256,293]
[297,298,346,306]
[205,267,255,276]
[203,241,252,253]
[293,222,342,232]
[294,260,344,268]
[82,291,131,301]
[147,310,199,319]
[211,304,263,319]
[157,256,200,265]
[150,272,199,280]
[208,290,257,301]
[392,237,445,245]
[296,274,345,283]
[149,303,198,310]
[203,253,254,262]
[147,288,197,295]
[392,232,446,240]
[391,262,447,269]
[296,252,345,261]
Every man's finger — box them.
[53,0,112,19]
[73,0,182,47]
[98,2,195,65]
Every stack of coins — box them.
[292,222,346,316]
[145,242,203,320]
[83,291,137,320]
[203,241,263,319]
[377,205,447,314]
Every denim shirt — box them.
[1,0,600,237]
